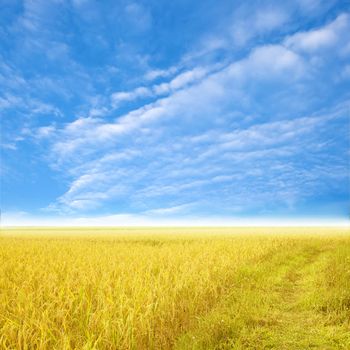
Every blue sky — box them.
[1,0,349,226]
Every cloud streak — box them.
[2,2,349,223]
[35,13,349,216]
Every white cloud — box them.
[88,107,109,118]
[43,38,307,192]
[111,87,152,107]
[0,94,23,110]
[52,171,128,211]
[153,67,209,95]
[56,102,347,210]
[144,203,195,216]
[284,13,349,53]
[37,15,349,213]
[231,7,289,46]
[111,66,211,107]
[36,125,56,138]
[1,143,17,150]
[144,66,178,81]
[219,116,320,149]
[185,5,291,62]
[30,100,62,116]
[234,44,304,79]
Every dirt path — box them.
[251,246,348,349]
[175,243,350,349]
[266,247,326,349]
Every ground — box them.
[0,227,349,349]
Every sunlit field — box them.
[0,227,349,349]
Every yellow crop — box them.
[0,227,349,349]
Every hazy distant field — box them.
[0,227,349,349]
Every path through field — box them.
[266,247,328,349]
[175,241,350,349]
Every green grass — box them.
[0,227,349,349]
[175,239,350,349]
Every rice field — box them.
[0,227,349,349]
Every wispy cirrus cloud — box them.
[144,66,179,81]
[46,41,306,161]
[34,12,349,216]
[110,66,213,108]
[284,13,350,53]
[2,1,349,223]
[144,203,197,216]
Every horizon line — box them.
[2,224,349,229]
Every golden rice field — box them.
[0,227,349,349]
